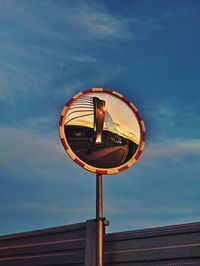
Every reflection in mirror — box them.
[64,92,141,169]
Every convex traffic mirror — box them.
[59,88,145,174]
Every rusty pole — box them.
[96,173,103,266]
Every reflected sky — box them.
[65,92,140,144]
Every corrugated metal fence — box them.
[0,222,86,266]
[104,222,200,265]
[0,220,199,265]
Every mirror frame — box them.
[59,88,145,174]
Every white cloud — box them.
[71,4,164,41]
[73,4,132,40]
[144,138,200,161]
[21,115,56,130]
[0,1,133,41]
[1,0,154,42]
[0,126,65,167]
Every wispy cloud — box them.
[72,4,133,40]
[21,115,57,131]
[162,6,193,20]
[144,138,200,162]
[0,1,129,104]
[0,0,170,105]
[105,197,200,232]
[144,99,200,142]
[0,126,64,167]
[0,1,134,41]
[62,62,123,97]
[21,202,93,214]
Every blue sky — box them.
[0,0,200,235]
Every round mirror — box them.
[59,88,145,174]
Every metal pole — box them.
[96,174,103,266]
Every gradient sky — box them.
[0,0,200,235]
[65,92,140,142]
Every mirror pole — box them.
[96,173,103,266]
